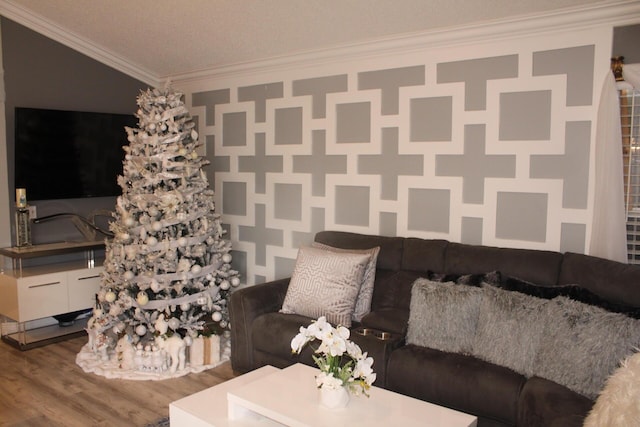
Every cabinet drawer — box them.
[17,272,68,321]
[67,267,103,312]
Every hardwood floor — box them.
[0,335,237,427]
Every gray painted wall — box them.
[179,25,612,285]
[1,18,147,245]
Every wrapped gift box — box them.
[190,335,221,367]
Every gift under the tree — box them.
[190,335,221,367]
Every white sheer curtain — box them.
[590,63,640,263]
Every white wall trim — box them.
[171,0,640,85]
[0,0,159,87]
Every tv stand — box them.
[0,241,105,350]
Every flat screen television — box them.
[14,107,137,201]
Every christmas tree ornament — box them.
[78,84,239,379]
[105,290,116,303]
[136,291,149,306]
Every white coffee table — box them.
[170,363,477,427]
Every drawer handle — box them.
[77,275,100,281]
[29,281,61,289]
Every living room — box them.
[1,1,640,426]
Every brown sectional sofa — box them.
[229,230,640,427]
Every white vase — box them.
[319,385,350,409]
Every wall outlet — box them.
[28,205,37,219]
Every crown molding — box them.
[0,0,160,87]
[170,0,640,85]
[0,0,638,88]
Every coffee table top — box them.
[227,363,477,427]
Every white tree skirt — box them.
[76,341,230,381]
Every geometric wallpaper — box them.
[180,27,610,285]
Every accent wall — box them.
[173,21,613,286]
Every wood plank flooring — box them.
[0,335,237,427]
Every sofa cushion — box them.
[371,270,421,312]
[400,237,448,273]
[387,344,525,425]
[517,376,593,427]
[407,278,482,354]
[533,296,640,399]
[314,230,404,271]
[444,242,562,287]
[496,274,640,319]
[280,245,369,326]
[472,285,548,377]
[559,252,640,307]
[427,270,501,287]
[312,242,380,322]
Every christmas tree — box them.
[78,85,239,378]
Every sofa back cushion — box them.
[559,252,640,308]
[314,231,404,271]
[370,270,420,311]
[400,237,448,273]
[444,242,562,287]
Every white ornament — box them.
[148,206,159,217]
[137,291,149,306]
[191,264,202,274]
[150,279,161,293]
[146,236,158,246]
[212,311,223,322]
[222,253,232,263]
[124,217,135,227]
[178,237,188,247]
[220,280,230,290]
[135,325,147,336]
[168,317,181,330]
[152,221,162,231]
[105,291,117,303]
[231,277,241,287]
[123,271,135,281]
[180,302,191,311]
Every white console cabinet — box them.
[0,241,104,349]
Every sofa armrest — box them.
[229,278,291,373]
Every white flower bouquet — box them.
[291,316,376,396]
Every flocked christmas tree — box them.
[78,84,239,378]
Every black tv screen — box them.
[14,107,137,201]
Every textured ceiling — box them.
[1,0,611,79]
